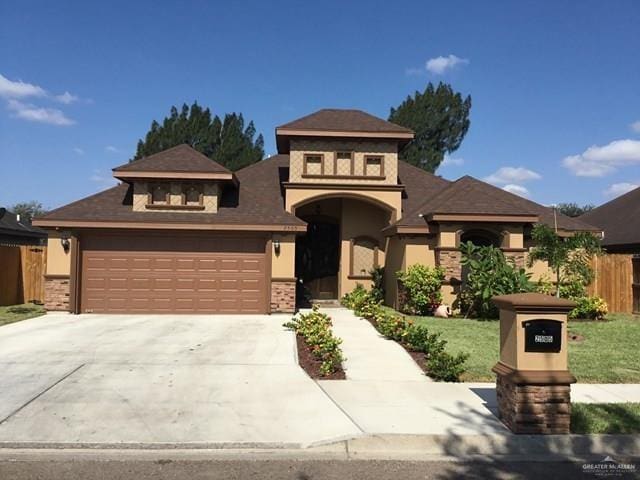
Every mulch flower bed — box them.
[295,334,346,380]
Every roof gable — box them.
[112,144,233,180]
[277,109,413,134]
[276,109,414,153]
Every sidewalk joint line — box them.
[313,380,366,434]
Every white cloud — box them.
[502,184,530,197]
[562,139,640,177]
[604,182,639,198]
[0,74,46,99]
[484,166,542,185]
[7,99,74,126]
[631,121,640,134]
[73,147,84,155]
[105,145,119,153]
[426,55,469,74]
[90,170,117,187]
[55,91,79,104]
[440,156,465,167]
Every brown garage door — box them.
[80,233,268,314]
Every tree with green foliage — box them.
[389,82,471,173]
[9,201,47,225]
[528,224,602,297]
[556,203,595,218]
[133,102,264,171]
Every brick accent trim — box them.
[495,373,572,434]
[270,280,296,313]
[44,276,70,311]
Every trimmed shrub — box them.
[341,284,369,311]
[570,296,608,321]
[426,351,470,382]
[283,306,345,376]
[396,264,445,315]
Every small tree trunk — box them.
[555,267,561,298]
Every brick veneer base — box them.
[44,276,70,311]
[436,249,462,283]
[271,280,296,313]
[495,374,572,434]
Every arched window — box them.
[350,236,379,278]
[183,184,203,206]
[150,183,170,205]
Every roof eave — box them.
[32,219,307,233]
[427,213,540,223]
[112,170,235,182]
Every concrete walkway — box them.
[322,308,427,381]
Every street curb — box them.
[0,434,637,461]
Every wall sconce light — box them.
[274,239,281,256]
[60,234,71,254]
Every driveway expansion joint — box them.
[0,363,85,425]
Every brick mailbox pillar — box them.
[491,293,576,434]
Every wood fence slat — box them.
[587,254,634,313]
[0,245,46,306]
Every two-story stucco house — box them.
[34,109,599,314]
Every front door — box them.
[296,221,340,301]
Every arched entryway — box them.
[292,196,393,305]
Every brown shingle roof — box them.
[113,144,231,174]
[394,175,600,233]
[277,109,413,134]
[580,185,640,248]
[37,155,305,230]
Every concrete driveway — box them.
[0,313,360,447]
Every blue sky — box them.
[1,0,639,210]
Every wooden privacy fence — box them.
[0,245,47,306]
[586,253,636,314]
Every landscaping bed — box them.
[295,334,345,380]
[284,307,346,380]
[571,403,640,434]
[0,303,45,327]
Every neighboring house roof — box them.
[112,144,233,180]
[277,109,414,134]
[393,175,600,234]
[0,208,47,246]
[580,185,640,249]
[36,155,305,232]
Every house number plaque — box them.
[522,319,562,353]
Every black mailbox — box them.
[522,319,562,353]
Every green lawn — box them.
[571,403,640,434]
[0,303,46,327]
[385,308,640,383]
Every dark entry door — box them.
[296,221,340,300]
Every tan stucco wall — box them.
[340,199,390,296]
[132,181,220,213]
[286,188,402,222]
[271,234,296,279]
[289,139,398,185]
[383,235,437,308]
[45,233,72,276]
